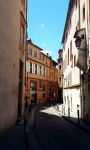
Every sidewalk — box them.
[0,104,36,150]
[0,124,26,150]
[53,104,90,135]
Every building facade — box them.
[57,49,63,103]
[74,0,90,119]
[26,40,58,104]
[0,0,27,132]
[62,0,90,119]
[62,0,81,118]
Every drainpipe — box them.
[24,1,30,150]
[78,0,82,118]
[25,0,28,104]
[78,0,80,29]
[87,0,90,119]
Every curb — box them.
[62,116,90,135]
[53,106,90,135]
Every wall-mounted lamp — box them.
[74,28,86,50]
[75,36,82,48]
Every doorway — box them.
[30,81,37,103]
[18,61,23,116]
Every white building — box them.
[62,0,90,119]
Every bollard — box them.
[77,109,79,123]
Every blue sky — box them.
[27,0,69,61]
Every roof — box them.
[41,52,57,66]
[62,0,75,43]
[52,60,58,66]
[27,39,57,65]
[27,39,43,51]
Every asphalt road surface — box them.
[29,103,90,150]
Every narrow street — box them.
[29,103,90,150]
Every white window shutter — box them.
[26,61,30,72]
[37,65,39,75]
[42,66,44,76]
[32,63,34,73]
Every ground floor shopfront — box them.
[26,77,58,104]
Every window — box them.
[70,18,71,28]
[43,92,45,98]
[68,49,69,65]
[39,80,43,88]
[71,97,73,112]
[35,64,37,74]
[71,54,73,68]
[43,85,45,98]
[76,26,77,32]
[43,85,45,91]
[42,55,44,61]
[59,65,61,69]
[75,0,77,8]
[43,67,45,76]
[40,66,42,75]
[30,62,32,73]
[70,41,72,61]
[34,51,37,58]
[64,96,66,105]
[39,53,41,60]
[83,4,85,22]
[74,55,76,67]
[28,48,32,56]
[20,24,25,47]
[60,77,61,83]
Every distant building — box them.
[57,49,63,103]
[0,0,27,132]
[26,40,58,104]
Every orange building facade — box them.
[0,0,27,132]
[26,40,58,104]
